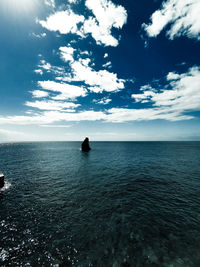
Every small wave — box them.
[0,181,11,192]
[0,248,9,262]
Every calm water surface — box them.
[0,141,200,266]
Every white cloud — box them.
[143,0,200,40]
[23,67,200,123]
[94,97,112,104]
[85,0,127,29]
[82,0,127,46]
[132,89,156,103]
[2,65,200,126]
[68,0,78,3]
[131,66,200,119]
[51,66,66,76]
[58,46,125,92]
[38,60,52,71]
[102,61,112,68]
[105,107,193,122]
[87,86,103,93]
[58,45,126,93]
[59,46,75,62]
[35,60,67,77]
[78,58,91,66]
[0,110,106,125]
[79,50,90,56]
[25,100,79,111]
[39,0,127,46]
[39,10,84,35]
[31,90,49,98]
[153,67,200,110]
[38,80,87,100]
[34,69,43,75]
[70,60,125,92]
[82,17,118,46]
[0,106,192,125]
[166,72,180,81]
[104,53,108,58]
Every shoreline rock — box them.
[0,173,5,188]
[81,137,91,152]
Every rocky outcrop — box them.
[81,137,91,152]
[0,173,5,188]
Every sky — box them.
[0,0,200,141]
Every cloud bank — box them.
[1,66,200,124]
[38,81,87,100]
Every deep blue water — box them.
[0,141,200,266]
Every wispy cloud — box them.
[105,107,193,122]
[38,81,87,100]
[30,32,47,38]
[36,59,66,77]
[143,0,200,40]
[38,60,51,71]
[31,90,49,98]
[131,66,200,120]
[56,46,125,92]
[94,97,112,105]
[70,59,125,93]
[2,66,200,125]
[34,69,43,75]
[25,100,80,111]
[0,111,106,125]
[102,61,112,69]
[0,107,191,125]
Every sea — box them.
[0,141,200,267]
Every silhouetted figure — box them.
[81,137,91,152]
[0,174,5,188]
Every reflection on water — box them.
[0,142,200,266]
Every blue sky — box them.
[0,0,200,141]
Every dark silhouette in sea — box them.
[0,173,5,188]
[81,137,91,152]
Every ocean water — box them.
[0,141,200,267]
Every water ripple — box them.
[0,141,200,266]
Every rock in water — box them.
[81,137,91,152]
[0,173,5,188]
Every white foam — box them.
[0,181,11,192]
[0,249,9,261]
